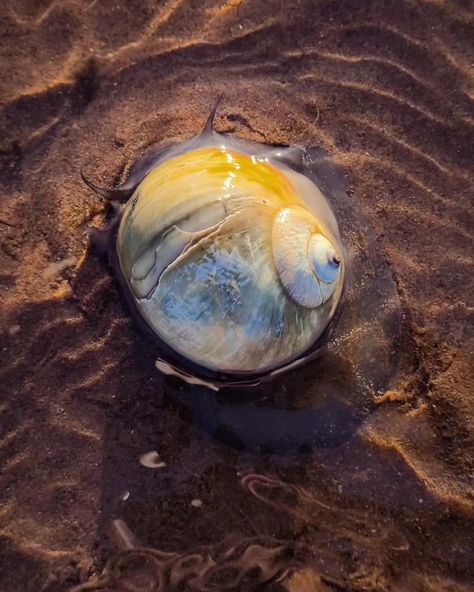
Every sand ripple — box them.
[0,0,473,589]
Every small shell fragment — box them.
[139,451,166,469]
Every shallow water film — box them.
[0,1,473,591]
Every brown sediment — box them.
[0,0,473,590]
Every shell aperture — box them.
[86,104,347,384]
[310,234,341,284]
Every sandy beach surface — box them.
[0,0,473,590]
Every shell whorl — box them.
[84,96,348,381]
[272,207,341,308]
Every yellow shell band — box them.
[134,146,303,216]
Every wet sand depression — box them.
[0,0,473,590]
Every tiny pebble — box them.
[191,499,202,508]
[121,491,130,501]
[8,325,20,336]
[139,451,166,469]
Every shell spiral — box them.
[116,140,345,377]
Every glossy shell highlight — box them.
[83,101,347,386]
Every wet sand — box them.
[0,0,473,590]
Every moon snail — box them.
[82,99,348,389]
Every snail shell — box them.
[84,100,346,385]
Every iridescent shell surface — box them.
[84,103,348,386]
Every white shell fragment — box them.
[155,359,221,391]
[139,451,166,469]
